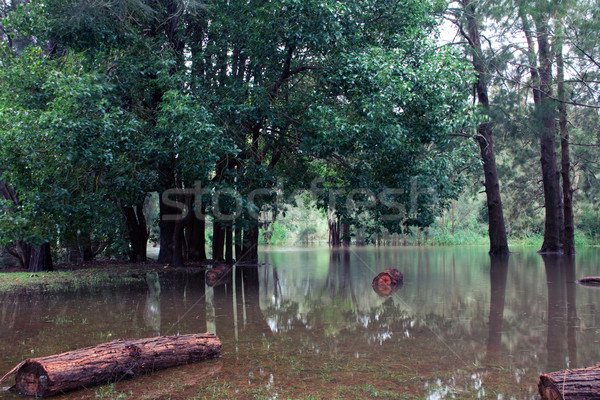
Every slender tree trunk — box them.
[462,0,509,255]
[535,16,562,253]
[234,226,243,260]
[212,219,225,261]
[556,34,575,255]
[225,225,233,264]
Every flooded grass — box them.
[0,264,196,293]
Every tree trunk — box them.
[538,365,600,400]
[341,222,350,247]
[123,204,149,263]
[556,33,575,255]
[240,224,259,263]
[187,213,207,262]
[157,190,177,264]
[173,194,194,267]
[535,16,562,254]
[212,219,225,262]
[1,333,221,397]
[29,242,53,272]
[234,226,243,261]
[225,225,233,264]
[462,0,509,255]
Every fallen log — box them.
[538,365,600,399]
[576,276,600,287]
[0,333,221,397]
[372,268,403,297]
[206,264,232,287]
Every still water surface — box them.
[1,246,600,399]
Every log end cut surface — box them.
[15,360,50,398]
[539,365,600,400]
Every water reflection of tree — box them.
[542,254,578,371]
[144,272,161,335]
[486,255,509,364]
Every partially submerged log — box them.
[576,276,600,287]
[539,365,600,399]
[372,268,403,297]
[206,264,232,287]
[0,333,221,397]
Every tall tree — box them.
[455,0,509,255]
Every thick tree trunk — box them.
[240,225,258,263]
[29,242,53,272]
[538,365,600,400]
[462,0,509,255]
[157,190,177,264]
[173,194,194,267]
[187,214,207,262]
[123,204,149,263]
[341,223,350,247]
[328,216,340,247]
[1,333,221,397]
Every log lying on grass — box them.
[538,365,600,399]
[371,268,403,297]
[0,333,221,397]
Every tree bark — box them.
[556,33,575,255]
[212,219,225,262]
[461,0,509,255]
[28,242,53,272]
[123,204,149,263]
[157,189,177,264]
[535,15,563,253]
[539,365,600,400]
[240,224,259,263]
[1,333,221,397]
[187,213,207,262]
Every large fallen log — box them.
[538,365,600,399]
[0,333,221,397]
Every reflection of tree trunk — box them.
[486,254,509,363]
[542,255,567,371]
[144,272,161,335]
[563,255,578,366]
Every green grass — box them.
[0,264,166,293]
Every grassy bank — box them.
[0,264,171,293]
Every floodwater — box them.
[1,246,600,399]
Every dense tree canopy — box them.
[0,0,487,267]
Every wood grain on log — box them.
[371,268,403,297]
[539,365,600,399]
[2,333,221,397]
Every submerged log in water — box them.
[576,276,600,287]
[538,365,600,399]
[371,268,403,297]
[0,333,221,397]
